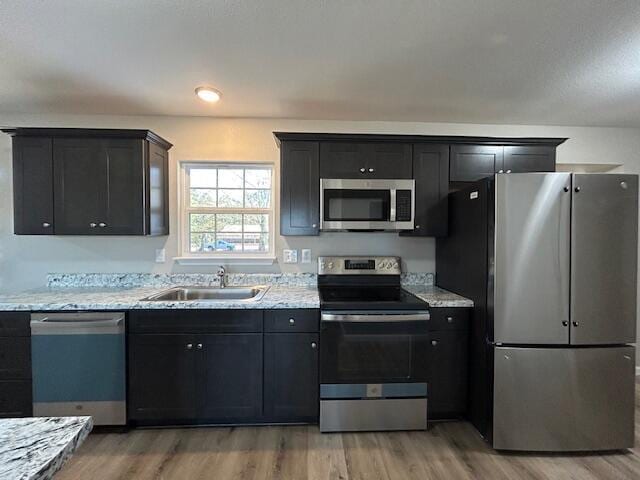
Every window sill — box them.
[174,256,277,266]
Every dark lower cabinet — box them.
[280,141,320,235]
[0,312,32,418]
[0,381,32,418]
[199,334,262,421]
[401,144,449,237]
[427,329,468,419]
[264,333,319,422]
[128,334,198,422]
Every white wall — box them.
[1,114,639,303]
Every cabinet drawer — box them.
[0,337,31,380]
[264,309,319,332]
[429,308,470,331]
[129,310,263,334]
[0,312,31,336]
[0,380,32,418]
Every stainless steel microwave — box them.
[320,178,415,231]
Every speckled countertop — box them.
[404,285,474,308]
[0,416,92,480]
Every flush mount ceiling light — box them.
[195,86,222,103]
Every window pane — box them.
[218,169,244,188]
[190,168,217,188]
[216,214,243,233]
[243,233,269,252]
[190,213,216,232]
[216,232,242,252]
[218,189,243,207]
[245,169,271,188]
[190,188,217,207]
[190,232,215,253]
[243,214,269,233]
[245,189,270,208]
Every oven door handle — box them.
[321,312,430,323]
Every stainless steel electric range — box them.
[318,256,430,432]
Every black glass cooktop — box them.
[319,286,428,311]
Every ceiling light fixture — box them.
[195,86,222,103]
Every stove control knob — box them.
[328,262,334,269]
[391,262,399,270]
[320,262,326,270]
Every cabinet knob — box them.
[446,316,454,323]
[498,170,504,174]
[289,318,295,325]
[562,321,569,326]
[98,222,107,228]
[368,168,375,173]
[312,223,317,228]
[572,321,579,327]
[563,186,570,192]
[360,167,366,173]
[506,170,512,174]
[431,340,438,346]
[196,343,203,350]
[311,342,317,349]
[89,222,97,228]
[186,343,193,350]
[42,222,51,228]
[574,187,581,193]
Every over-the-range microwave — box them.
[319,178,415,231]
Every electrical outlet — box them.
[155,248,166,263]
[301,249,312,264]
[283,249,298,263]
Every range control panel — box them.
[318,256,401,275]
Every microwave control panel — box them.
[395,190,412,221]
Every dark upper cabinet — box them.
[128,334,198,422]
[503,145,556,173]
[319,142,412,179]
[198,334,263,421]
[11,137,54,235]
[3,128,171,236]
[280,141,320,235]
[450,145,504,182]
[427,329,468,419]
[264,333,319,422]
[401,144,449,237]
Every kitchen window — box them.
[179,162,274,261]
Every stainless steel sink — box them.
[141,286,269,302]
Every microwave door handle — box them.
[389,189,396,221]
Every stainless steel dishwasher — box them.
[30,312,126,425]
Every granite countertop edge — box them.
[0,285,473,311]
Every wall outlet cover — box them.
[283,249,298,263]
[301,249,312,263]
[155,248,166,263]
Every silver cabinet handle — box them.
[431,340,438,346]
[359,167,366,173]
[368,168,375,173]
[186,343,193,350]
[289,318,295,325]
[506,170,512,173]
[311,342,317,349]
[562,321,569,326]
[446,316,454,323]
[98,222,107,228]
[42,222,51,228]
[498,169,504,173]
[89,223,97,228]
[196,343,203,350]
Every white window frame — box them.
[176,161,276,264]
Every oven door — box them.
[320,311,430,384]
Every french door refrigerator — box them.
[436,172,637,451]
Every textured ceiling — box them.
[1,0,640,127]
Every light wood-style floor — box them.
[57,381,640,480]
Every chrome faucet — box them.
[217,266,227,288]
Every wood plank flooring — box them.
[56,381,640,480]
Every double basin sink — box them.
[141,286,270,302]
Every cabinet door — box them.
[0,337,31,380]
[264,333,319,422]
[450,145,503,182]
[427,330,468,419]
[198,334,263,421]
[102,139,145,234]
[280,141,320,235]
[401,144,449,237]
[128,334,198,422]
[319,142,412,179]
[503,145,555,173]
[0,381,32,418]
[12,136,54,234]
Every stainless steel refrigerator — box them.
[436,172,637,451]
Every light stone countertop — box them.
[405,285,474,308]
[0,416,92,480]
